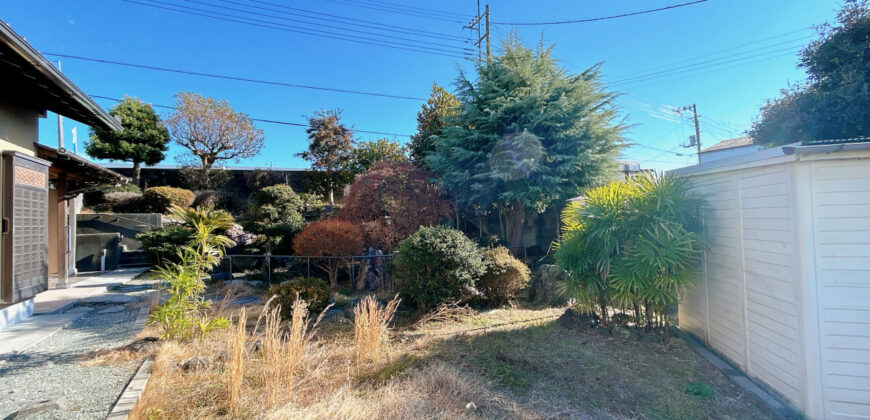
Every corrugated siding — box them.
[738,168,804,407]
[693,173,748,368]
[811,161,870,419]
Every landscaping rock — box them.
[321,308,349,325]
[557,308,600,330]
[226,279,265,288]
[611,326,638,340]
[210,271,234,282]
[180,356,211,372]
[528,264,568,304]
[81,294,140,304]
[641,333,660,343]
[6,399,65,419]
[123,337,161,354]
[229,296,262,306]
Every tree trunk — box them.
[132,161,141,187]
[507,202,526,253]
[328,189,335,206]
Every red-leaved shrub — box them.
[292,219,365,287]
[339,160,453,250]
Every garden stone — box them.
[229,296,262,306]
[180,356,211,372]
[7,399,65,418]
[528,264,568,304]
[557,308,600,330]
[611,326,636,340]
[641,333,660,343]
[321,308,349,325]
[211,271,234,282]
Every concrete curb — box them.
[106,356,154,420]
[105,306,155,420]
[676,328,803,419]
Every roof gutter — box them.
[782,141,870,156]
[0,21,122,131]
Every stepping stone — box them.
[81,294,140,304]
[99,306,127,314]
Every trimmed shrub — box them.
[268,276,330,317]
[103,191,143,213]
[137,224,193,265]
[247,184,306,254]
[142,186,195,213]
[479,246,530,305]
[392,226,486,309]
[83,183,141,206]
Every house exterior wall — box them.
[679,149,870,419]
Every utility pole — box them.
[56,61,64,149]
[465,2,491,60]
[675,103,701,164]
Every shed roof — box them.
[0,21,122,131]
[699,136,754,153]
[35,143,128,191]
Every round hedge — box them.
[391,226,486,309]
[142,186,195,213]
[268,276,331,317]
[479,246,530,305]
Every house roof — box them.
[0,21,122,131]
[699,136,754,153]
[35,143,128,191]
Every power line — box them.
[176,0,473,51]
[89,94,412,137]
[608,39,808,86]
[214,0,469,42]
[133,0,471,55]
[237,0,469,41]
[358,0,472,19]
[320,0,464,23]
[492,0,709,25]
[120,0,470,59]
[43,53,428,101]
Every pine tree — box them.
[409,83,460,167]
[297,109,355,206]
[87,96,169,186]
[427,36,626,250]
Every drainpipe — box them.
[100,249,106,272]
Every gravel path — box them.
[0,297,147,419]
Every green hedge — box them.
[137,224,193,266]
[268,276,331,317]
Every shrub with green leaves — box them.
[268,276,330,316]
[246,184,306,254]
[137,224,194,266]
[103,191,143,213]
[142,186,195,213]
[392,226,486,309]
[83,183,141,207]
[684,381,714,400]
[148,206,236,340]
[479,246,530,305]
[555,173,702,345]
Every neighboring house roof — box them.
[617,160,641,172]
[0,21,122,131]
[35,143,128,190]
[101,163,311,172]
[700,136,754,153]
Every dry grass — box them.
[353,294,400,364]
[130,289,769,420]
[226,307,247,415]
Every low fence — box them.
[216,254,393,291]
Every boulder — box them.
[528,264,568,305]
[321,308,349,325]
[180,356,211,372]
[557,308,600,330]
[611,326,639,340]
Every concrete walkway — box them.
[0,268,147,357]
[34,268,148,315]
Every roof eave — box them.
[0,21,122,132]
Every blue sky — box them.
[4,0,840,170]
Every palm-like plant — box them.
[555,173,703,344]
[150,206,237,339]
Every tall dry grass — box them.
[257,296,330,408]
[354,294,400,364]
[226,307,247,414]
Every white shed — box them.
[675,140,870,419]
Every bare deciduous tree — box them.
[167,92,264,188]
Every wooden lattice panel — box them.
[14,166,46,188]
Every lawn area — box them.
[124,284,768,419]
